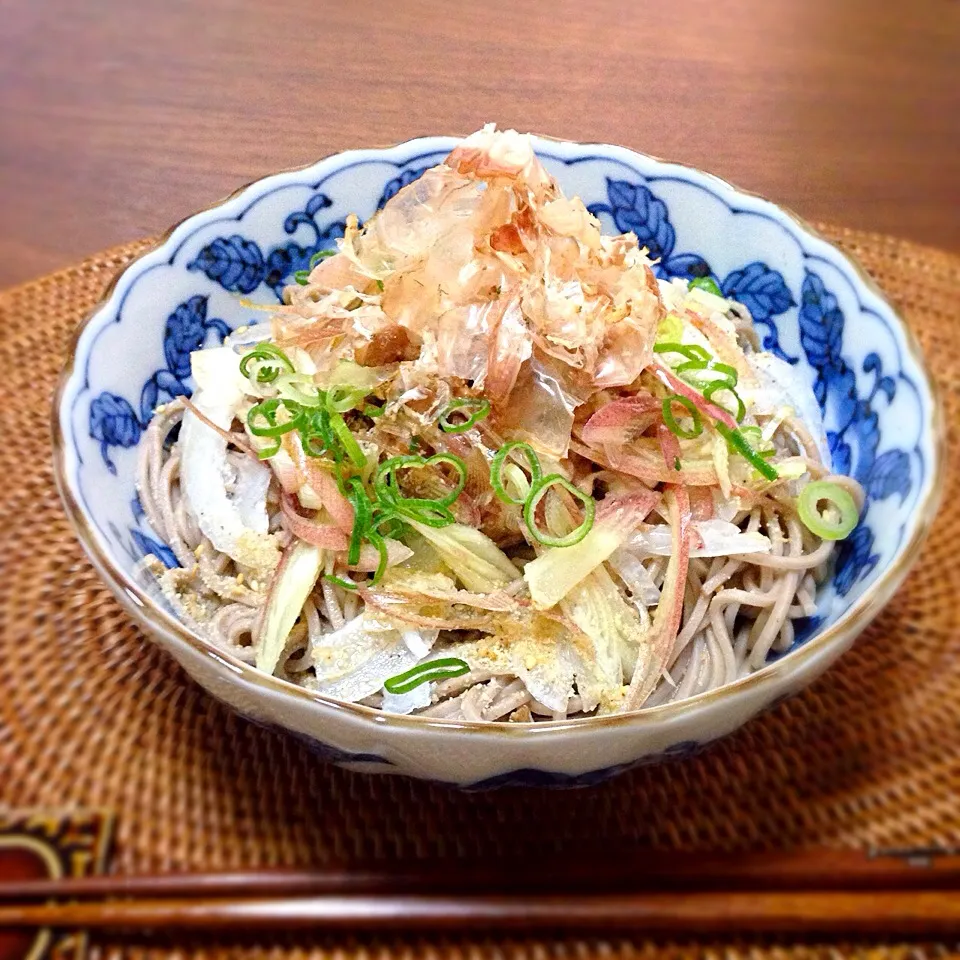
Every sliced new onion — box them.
[255,541,323,675]
[181,349,280,577]
[405,520,519,592]
[524,492,658,609]
[624,519,771,558]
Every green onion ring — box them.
[246,398,305,437]
[662,395,703,439]
[328,409,366,468]
[739,426,775,459]
[256,438,281,460]
[275,374,324,408]
[293,270,310,285]
[374,454,466,508]
[327,384,368,413]
[688,276,724,297]
[703,382,746,422]
[394,500,457,528]
[715,423,779,481]
[239,343,294,383]
[654,342,712,366]
[490,441,543,506]
[523,474,596,548]
[324,574,359,591]
[345,479,371,566]
[383,657,470,695]
[439,397,491,433]
[797,481,859,541]
[366,529,390,584]
[309,249,337,267]
[709,362,739,387]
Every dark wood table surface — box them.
[1,0,958,290]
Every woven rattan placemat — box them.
[1,226,958,959]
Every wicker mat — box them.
[1,226,959,959]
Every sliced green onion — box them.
[393,500,457,527]
[294,270,310,285]
[703,381,746,422]
[239,343,294,384]
[709,362,739,386]
[490,441,543,506]
[656,313,683,342]
[439,397,491,433]
[345,478,371,566]
[374,454,466,508]
[370,509,404,541]
[383,657,470,695]
[309,249,337,267]
[715,423,779,482]
[739,426,775,459]
[327,383,368,413]
[689,276,723,297]
[662,395,703,439]
[300,408,335,458]
[523,474,596,548]
[275,374,323,408]
[363,404,384,418]
[674,456,682,471]
[328,409,366,468]
[247,398,305,437]
[375,279,385,292]
[324,573,359,591]
[797,481,859,541]
[655,342,712,374]
[366,530,390,584]
[256,438,281,460]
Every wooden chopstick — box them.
[3,850,959,936]
[2,890,960,936]
[5,849,960,901]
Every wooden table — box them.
[1,0,958,289]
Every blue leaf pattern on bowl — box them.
[189,194,348,300]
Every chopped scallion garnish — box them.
[662,395,703,440]
[327,383,368,413]
[309,249,337,267]
[328,409,366,468]
[703,381,746,422]
[374,454,466,509]
[490,441,543,506]
[523,474,596,548]
[797,481,859,541]
[689,276,723,297]
[715,423,779,481]
[439,397,491,433]
[324,573,359,591]
[239,343,295,384]
[247,398,305,438]
[383,657,470,695]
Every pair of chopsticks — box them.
[3,849,960,936]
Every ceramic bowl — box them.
[54,135,943,787]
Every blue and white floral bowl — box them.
[53,135,944,787]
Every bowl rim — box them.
[52,132,947,739]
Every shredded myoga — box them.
[137,125,863,722]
